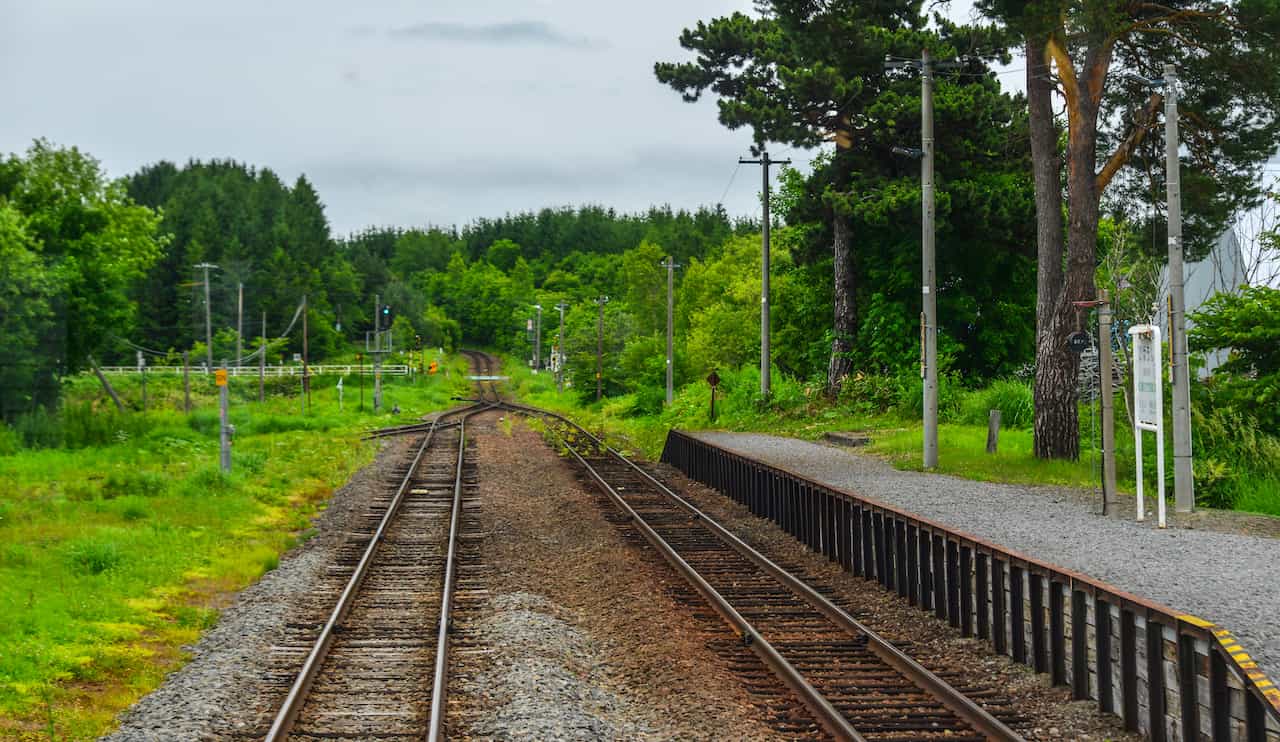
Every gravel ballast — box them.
[693,431,1280,680]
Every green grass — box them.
[0,354,470,740]
[498,356,1280,517]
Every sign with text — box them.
[1130,325,1162,431]
[1128,324,1166,527]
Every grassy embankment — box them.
[498,356,1280,518]
[0,355,470,740]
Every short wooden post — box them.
[986,409,1001,454]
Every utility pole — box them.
[195,263,218,369]
[920,48,939,470]
[662,256,681,405]
[533,304,543,372]
[556,301,569,393]
[740,149,790,398]
[1164,63,1194,512]
[259,312,266,403]
[302,293,310,413]
[236,282,244,374]
[372,294,384,413]
[594,296,609,401]
[887,50,953,470]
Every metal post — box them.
[1099,290,1117,513]
[219,360,231,473]
[740,150,789,398]
[1164,63,1194,512]
[921,48,939,470]
[259,312,266,403]
[663,256,680,405]
[182,350,191,413]
[556,302,569,393]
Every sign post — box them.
[1129,325,1166,528]
[707,370,720,423]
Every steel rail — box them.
[558,432,865,741]
[265,397,488,740]
[500,399,1023,742]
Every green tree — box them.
[655,1,1016,392]
[975,0,1280,458]
[1188,285,1280,435]
[0,141,163,417]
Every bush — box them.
[959,379,1034,429]
[102,470,168,499]
[1191,405,1280,510]
[67,538,124,575]
[891,371,964,422]
[837,372,899,415]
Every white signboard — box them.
[1128,325,1166,528]
[1132,327,1161,431]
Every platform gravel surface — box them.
[693,431,1280,680]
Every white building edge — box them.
[1157,230,1248,378]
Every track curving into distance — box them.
[263,356,495,741]
[484,378,1026,742]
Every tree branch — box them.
[1096,91,1162,192]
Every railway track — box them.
[266,349,1028,741]
[261,356,495,741]
[493,394,1029,742]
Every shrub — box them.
[116,496,152,522]
[102,470,168,499]
[67,538,124,575]
[891,371,964,422]
[837,372,898,415]
[960,379,1034,429]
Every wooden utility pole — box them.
[739,150,789,398]
[236,282,244,374]
[1098,291,1117,512]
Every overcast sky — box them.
[1,0,996,236]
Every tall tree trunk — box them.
[1031,36,1108,459]
[1027,36,1074,459]
[827,212,855,394]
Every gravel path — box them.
[694,432,1280,680]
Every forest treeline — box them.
[0,141,1045,421]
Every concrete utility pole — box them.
[236,282,244,373]
[594,296,609,401]
[533,304,543,372]
[556,301,569,393]
[302,293,310,413]
[259,312,266,403]
[920,48,939,470]
[739,149,790,398]
[1164,63,1194,512]
[662,256,681,405]
[195,263,218,368]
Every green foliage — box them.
[0,140,164,418]
[1189,286,1280,435]
[1191,404,1280,510]
[959,379,1035,430]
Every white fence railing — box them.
[98,364,412,377]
